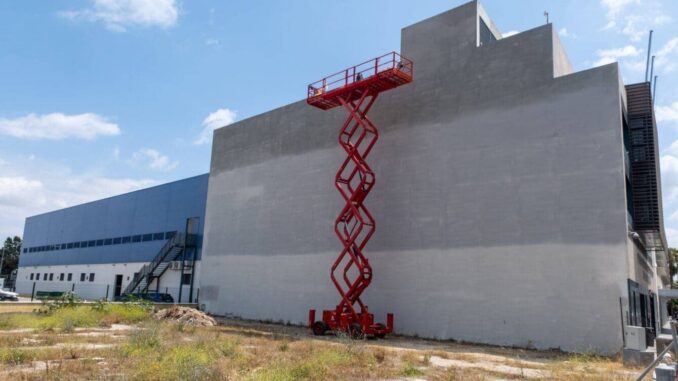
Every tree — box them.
[670,247,678,289]
[1,236,21,276]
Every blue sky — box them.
[1,0,678,244]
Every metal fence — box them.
[24,282,198,304]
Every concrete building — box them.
[16,174,208,302]
[15,1,668,355]
[198,1,667,354]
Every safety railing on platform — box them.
[307,52,413,99]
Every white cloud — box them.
[0,113,120,140]
[600,0,671,41]
[112,147,120,161]
[59,0,179,32]
[0,156,157,238]
[657,102,678,123]
[655,37,678,73]
[502,31,519,38]
[558,28,569,37]
[194,108,236,145]
[129,148,178,172]
[593,45,641,67]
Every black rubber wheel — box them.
[312,321,327,336]
[374,323,386,339]
[349,323,364,339]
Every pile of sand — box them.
[153,306,217,327]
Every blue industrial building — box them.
[16,174,208,302]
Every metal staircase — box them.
[123,233,196,295]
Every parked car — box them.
[117,292,174,303]
[0,289,19,301]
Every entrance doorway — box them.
[114,274,123,298]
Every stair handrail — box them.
[123,233,189,295]
[635,321,678,381]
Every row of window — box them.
[29,272,95,282]
[24,231,177,254]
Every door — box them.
[114,274,123,297]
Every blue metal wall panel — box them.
[19,174,208,266]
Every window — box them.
[181,273,192,285]
[122,236,131,244]
[23,248,27,253]
[67,243,74,249]
[67,273,72,281]
[153,232,165,240]
[73,242,80,248]
[132,235,142,243]
[54,245,59,251]
[165,231,176,239]
[61,244,67,250]
[29,273,34,280]
[142,234,153,242]
[49,273,54,281]
[59,273,64,281]
[80,241,88,248]
[44,273,48,280]
[88,241,95,247]
[89,273,95,282]
[113,237,122,244]
[96,239,104,246]
[36,273,40,280]
[80,273,86,282]
[104,238,112,245]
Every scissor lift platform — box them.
[306,52,413,339]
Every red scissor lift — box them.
[307,52,413,338]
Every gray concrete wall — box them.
[200,1,629,354]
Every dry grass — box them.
[0,311,647,380]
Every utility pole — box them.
[645,30,653,82]
[544,11,549,24]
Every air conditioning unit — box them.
[625,326,647,350]
[168,261,193,271]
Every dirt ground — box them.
[0,303,648,380]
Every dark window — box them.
[67,273,72,281]
[44,273,48,280]
[23,248,27,253]
[89,273,95,282]
[49,273,53,281]
[61,244,67,250]
[132,235,142,243]
[80,241,88,248]
[35,273,40,280]
[54,245,59,251]
[80,273,86,282]
[142,234,153,242]
[122,236,131,244]
[29,273,34,280]
[96,240,104,246]
[73,242,80,248]
[153,232,165,240]
[113,237,122,244]
[67,243,74,249]
[104,238,112,245]
[59,273,64,281]
[165,231,176,239]
[181,273,192,285]
[88,241,95,247]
